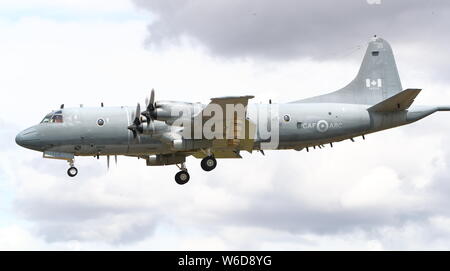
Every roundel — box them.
[316,120,329,133]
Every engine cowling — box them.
[152,101,203,125]
[172,139,184,150]
[141,120,169,135]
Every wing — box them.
[192,95,256,153]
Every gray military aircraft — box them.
[15,36,450,184]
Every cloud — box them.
[0,0,137,14]
[3,0,450,250]
[135,0,450,60]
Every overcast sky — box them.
[2,0,450,250]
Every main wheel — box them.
[175,170,190,185]
[201,156,217,171]
[67,166,78,177]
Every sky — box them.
[1,0,450,250]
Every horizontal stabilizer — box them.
[368,88,421,112]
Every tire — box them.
[175,170,190,185]
[67,167,78,177]
[201,156,217,171]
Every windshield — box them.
[40,110,63,123]
[40,113,53,123]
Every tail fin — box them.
[294,36,403,105]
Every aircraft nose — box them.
[15,127,40,149]
[15,132,24,146]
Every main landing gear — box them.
[201,156,217,171]
[175,162,190,185]
[171,152,219,185]
[67,159,78,177]
[173,155,217,185]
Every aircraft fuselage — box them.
[16,103,436,156]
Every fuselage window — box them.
[97,119,105,126]
[283,114,291,122]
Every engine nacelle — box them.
[146,154,186,166]
[159,133,192,151]
[153,101,203,125]
[142,120,169,135]
[172,139,184,150]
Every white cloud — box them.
[0,225,44,250]
[2,0,450,250]
[0,0,137,14]
[341,166,415,208]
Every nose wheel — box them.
[201,156,217,171]
[67,159,78,177]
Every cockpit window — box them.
[51,114,63,123]
[40,111,64,124]
[41,113,53,123]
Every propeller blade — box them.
[127,125,137,138]
[135,103,141,122]
[127,103,143,143]
[107,155,110,170]
[114,155,117,166]
[149,89,155,110]
[142,89,156,124]
[133,103,142,127]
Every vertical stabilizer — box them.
[294,36,403,105]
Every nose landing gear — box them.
[67,159,78,177]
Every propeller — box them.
[127,103,143,142]
[142,89,156,125]
[107,155,118,170]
